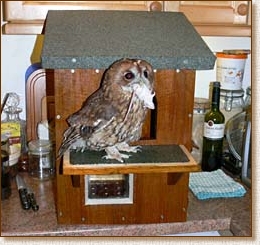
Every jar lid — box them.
[216,52,248,59]
[28,140,52,153]
[194,98,210,110]
[220,89,244,98]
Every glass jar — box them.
[1,106,27,177]
[220,89,245,124]
[191,98,210,163]
[28,140,55,180]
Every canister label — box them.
[216,54,247,90]
[204,121,224,139]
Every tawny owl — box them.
[58,58,155,162]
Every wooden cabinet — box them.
[2,1,163,34]
[165,1,251,36]
[166,1,250,23]
[2,1,251,36]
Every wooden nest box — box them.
[41,10,215,224]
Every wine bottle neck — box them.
[211,86,220,111]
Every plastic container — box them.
[216,52,248,90]
[28,140,55,180]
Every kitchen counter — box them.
[1,172,251,237]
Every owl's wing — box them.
[68,90,119,134]
[58,89,119,157]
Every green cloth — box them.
[189,169,246,200]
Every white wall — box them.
[1,35,39,119]
[1,34,251,120]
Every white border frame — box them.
[84,174,134,205]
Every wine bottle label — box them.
[204,121,225,139]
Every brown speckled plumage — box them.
[58,58,155,162]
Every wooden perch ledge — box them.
[63,144,200,175]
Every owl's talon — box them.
[102,153,129,163]
[104,146,131,163]
[135,146,142,152]
[116,142,142,153]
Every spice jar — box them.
[191,98,210,163]
[28,140,55,180]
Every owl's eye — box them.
[143,70,148,78]
[124,71,135,80]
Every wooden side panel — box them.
[133,172,189,223]
[152,70,195,150]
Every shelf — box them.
[63,144,200,175]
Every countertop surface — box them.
[1,172,251,237]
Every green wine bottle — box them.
[201,82,225,171]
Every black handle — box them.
[27,192,39,211]
[18,188,31,210]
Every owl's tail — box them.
[57,126,81,158]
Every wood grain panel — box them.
[58,172,189,224]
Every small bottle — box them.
[1,93,28,177]
[201,82,225,171]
